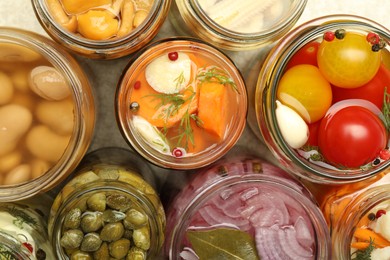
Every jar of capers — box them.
[48,147,166,259]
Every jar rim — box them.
[115,37,248,169]
[255,14,390,183]
[0,27,95,201]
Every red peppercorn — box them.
[23,242,33,253]
[172,147,185,157]
[323,31,335,42]
[367,32,380,45]
[168,52,179,61]
[376,209,386,218]
[134,80,141,89]
[379,149,390,160]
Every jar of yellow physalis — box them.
[32,0,171,59]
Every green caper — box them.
[102,210,126,223]
[132,226,150,251]
[106,194,132,212]
[64,208,82,229]
[80,212,103,233]
[80,233,102,252]
[109,239,131,259]
[60,229,84,250]
[70,250,92,260]
[87,192,107,212]
[96,167,120,180]
[124,209,148,229]
[100,222,124,242]
[93,242,110,260]
[126,247,146,260]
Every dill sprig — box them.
[0,244,17,260]
[351,238,375,260]
[0,205,38,229]
[174,71,186,91]
[382,87,390,131]
[146,92,186,121]
[197,66,239,93]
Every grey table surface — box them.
[1,0,390,193]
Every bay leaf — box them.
[186,227,260,260]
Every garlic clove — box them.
[275,100,309,149]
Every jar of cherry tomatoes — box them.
[255,15,390,184]
[330,173,390,259]
[116,37,247,169]
[0,27,95,201]
[164,157,331,259]
[32,0,171,59]
[48,147,166,259]
[169,0,307,51]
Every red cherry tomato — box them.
[286,41,320,70]
[318,106,387,168]
[306,121,321,146]
[332,63,390,110]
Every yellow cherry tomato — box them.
[277,64,332,123]
[317,32,381,88]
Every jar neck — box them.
[0,231,33,259]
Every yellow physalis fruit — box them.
[77,10,119,40]
[61,0,112,15]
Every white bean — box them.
[30,159,50,179]
[0,43,41,62]
[0,151,22,174]
[0,104,33,145]
[0,71,14,105]
[0,142,16,157]
[36,99,74,135]
[29,66,71,101]
[3,164,32,185]
[26,125,71,163]
[11,68,30,92]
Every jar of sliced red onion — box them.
[164,157,331,259]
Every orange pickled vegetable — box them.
[62,0,112,15]
[353,228,390,248]
[350,241,371,250]
[77,10,119,40]
[198,81,227,139]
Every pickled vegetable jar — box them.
[0,196,55,259]
[48,147,166,259]
[32,0,171,59]
[0,28,95,201]
[255,15,390,184]
[169,0,307,50]
[116,38,247,169]
[164,157,331,259]
[329,173,390,259]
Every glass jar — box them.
[32,0,171,59]
[0,27,95,201]
[48,147,166,259]
[0,195,55,259]
[164,157,331,259]
[330,177,390,259]
[255,15,390,184]
[169,0,307,51]
[116,37,247,169]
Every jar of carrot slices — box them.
[32,0,171,59]
[169,0,307,50]
[115,37,247,169]
[255,15,390,184]
[164,157,331,259]
[329,172,390,259]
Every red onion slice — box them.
[294,216,314,249]
[198,205,251,231]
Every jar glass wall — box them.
[116,37,247,169]
[255,15,390,184]
[0,27,95,201]
[32,0,171,59]
[48,147,166,259]
[164,157,331,259]
[169,0,307,51]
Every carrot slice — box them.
[197,81,227,139]
[351,241,371,250]
[353,228,390,248]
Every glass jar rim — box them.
[115,37,248,169]
[167,173,331,259]
[0,27,95,201]
[0,231,34,259]
[255,14,390,183]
